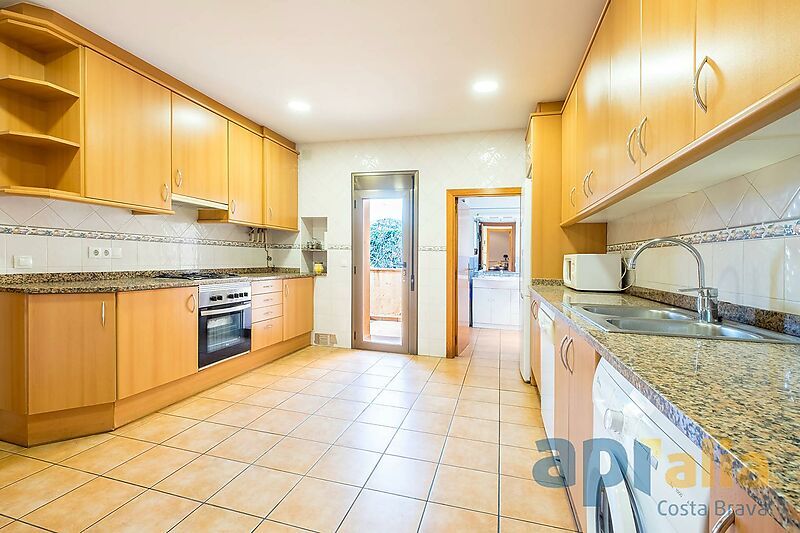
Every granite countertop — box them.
[529,283,800,531]
[0,271,316,294]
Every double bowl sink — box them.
[566,304,800,344]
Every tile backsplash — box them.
[607,154,800,314]
[0,197,268,274]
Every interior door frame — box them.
[352,171,419,355]
[445,187,522,358]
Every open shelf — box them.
[0,130,79,148]
[0,19,77,54]
[0,75,79,100]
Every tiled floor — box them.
[0,328,577,533]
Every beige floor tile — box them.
[386,429,445,462]
[229,372,282,388]
[336,385,381,403]
[365,454,437,500]
[254,520,308,532]
[0,516,10,528]
[500,378,531,393]
[501,445,554,480]
[308,445,381,486]
[106,445,199,487]
[385,378,427,394]
[420,382,462,399]
[209,465,300,517]
[259,363,305,377]
[401,411,453,435]
[172,504,262,533]
[500,405,544,427]
[0,456,50,489]
[315,398,369,420]
[114,413,198,443]
[0,522,49,532]
[467,364,501,377]
[426,372,464,386]
[299,380,347,397]
[357,404,409,427]
[240,388,295,408]
[208,429,282,464]
[412,395,458,415]
[201,383,261,402]
[364,364,401,377]
[455,399,500,421]
[441,437,499,473]
[163,421,239,453]
[207,403,271,427]
[318,370,360,384]
[61,436,154,475]
[352,374,392,388]
[373,390,419,408]
[19,434,112,464]
[247,409,309,435]
[289,415,351,443]
[338,489,424,533]
[275,393,328,414]
[500,390,541,408]
[500,516,575,532]
[448,416,500,444]
[23,476,143,532]
[268,377,316,393]
[464,375,500,389]
[430,464,499,514]
[419,502,497,532]
[269,477,359,533]
[85,490,199,533]
[500,475,575,529]
[500,422,547,449]
[154,455,247,501]
[168,397,235,420]
[0,465,95,518]
[255,436,330,474]
[290,367,331,380]
[461,386,501,403]
[334,421,397,452]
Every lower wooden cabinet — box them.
[116,287,198,399]
[530,300,542,388]
[708,463,787,533]
[252,317,284,350]
[250,277,313,351]
[283,278,314,340]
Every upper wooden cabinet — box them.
[561,95,577,223]
[640,0,696,172]
[116,287,198,399]
[695,0,800,136]
[264,138,299,231]
[228,122,264,226]
[84,49,172,211]
[282,277,313,340]
[171,93,229,205]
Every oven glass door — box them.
[199,303,252,369]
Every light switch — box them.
[111,247,122,259]
[13,255,33,269]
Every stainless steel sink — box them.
[566,303,800,344]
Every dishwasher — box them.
[538,305,555,439]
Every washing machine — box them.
[587,359,710,532]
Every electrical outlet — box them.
[88,246,102,258]
[102,248,111,258]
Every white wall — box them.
[296,129,526,356]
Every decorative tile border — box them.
[265,243,351,250]
[419,246,447,252]
[0,224,262,248]
[608,218,800,252]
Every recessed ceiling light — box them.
[288,100,311,112]
[472,80,499,93]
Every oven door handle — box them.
[200,303,252,317]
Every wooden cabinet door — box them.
[530,302,542,388]
[171,93,228,204]
[553,318,571,461]
[84,49,171,210]
[27,293,116,414]
[607,0,641,192]
[575,19,611,211]
[696,0,800,136]
[117,287,198,399]
[708,463,785,533]
[640,0,696,172]
[566,331,600,533]
[264,138,299,230]
[561,94,577,223]
[282,278,313,340]
[228,122,264,226]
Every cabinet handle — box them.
[711,507,735,533]
[284,284,289,297]
[558,335,569,368]
[189,293,196,313]
[565,338,575,374]
[231,200,237,215]
[693,56,709,113]
[625,127,637,163]
[175,169,183,188]
[161,183,170,202]
[269,207,273,220]
[569,186,576,207]
[530,300,539,320]
[101,301,105,327]
[582,170,594,196]
[636,116,648,156]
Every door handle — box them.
[711,507,735,533]
[565,338,575,373]
[101,301,105,327]
[189,293,197,313]
[231,200,237,215]
[693,56,710,113]
[161,183,170,202]
[636,116,648,156]
[558,335,569,368]
[175,168,183,188]
[625,127,637,163]
[569,186,576,207]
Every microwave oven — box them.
[563,253,622,292]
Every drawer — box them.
[253,304,282,322]
[252,280,283,295]
[253,292,282,309]
[252,317,283,350]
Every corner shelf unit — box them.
[300,216,328,274]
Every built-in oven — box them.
[198,282,252,369]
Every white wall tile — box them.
[712,241,743,296]
[784,237,800,303]
[742,238,785,299]
[46,236,82,272]
[7,234,47,273]
[0,234,6,273]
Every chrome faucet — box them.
[626,237,720,323]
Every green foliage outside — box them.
[370,218,403,268]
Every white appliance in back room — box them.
[519,176,532,382]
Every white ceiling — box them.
[11,0,604,143]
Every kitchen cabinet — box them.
[171,93,229,205]
[560,94,577,223]
[116,287,198,399]
[264,138,299,230]
[708,463,786,533]
[228,121,264,226]
[529,300,541,388]
[282,277,314,340]
[695,0,800,137]
[252,317,284,350]
[472,281,518,329]
[640,0,696,172]
[27,293,116,414]
[607,0,641,191]
[84,49,172,211]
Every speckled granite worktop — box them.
[0,270,316,294]
[530,283,800,531]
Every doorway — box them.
[352,171,419,354]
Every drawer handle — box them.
[711,507,735,533]
[175,168,183,188]
[625,127,637,163]
[693,56,709,113]
[636,116,648,156]
[101,301,106,327]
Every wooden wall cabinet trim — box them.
[228,121,264,226]
[116,287,198,399]
[529,301,542,388]
[560,95,577,223]
[282,277,313,340]
[264,138,299,231]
